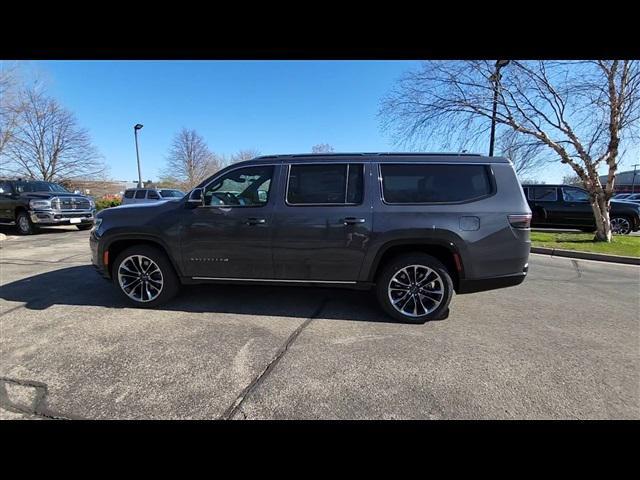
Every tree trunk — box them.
[591,195,612,242]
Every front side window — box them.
[530,187,558,202]
[204,166,274,207]
[134,190,147,199]
[159,189,184,198]
[562,187,589,202]
[380,164,492,204]
[286,164,364,205]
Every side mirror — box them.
[187,188,204,207]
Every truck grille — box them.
[53,197,91,211]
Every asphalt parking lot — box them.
[1,226,638,420]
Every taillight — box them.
[508,214,532,229]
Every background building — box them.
[599,168,640,193]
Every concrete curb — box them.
[531,246,640,265]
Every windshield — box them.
[15,181,70,193]
[159,189,185,198]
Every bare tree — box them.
[1,87,104,181]
[229,149,261,164]
[562,174,583,186]
[497,129,548,177]
[380,60,640,241]
[163,128,219,190]
[0,62,24,158]
[312,143,335,153]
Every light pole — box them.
[134,124,144,188]
[631,163,639,193]
[489,60,510,157]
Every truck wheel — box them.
[611,216,632,235]
[113,245,180,308]
[16,211,38,235]
[376,254,453,324]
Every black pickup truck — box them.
[0,179,96,235]
[522,184,640,235]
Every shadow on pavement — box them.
[0,225,80,236]
[0,265,419,324]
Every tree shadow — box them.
[0,265,444,324]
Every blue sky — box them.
[14,60,635,183]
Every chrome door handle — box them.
[245,217,266,225]
[343,217,366,225]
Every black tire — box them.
[15,210,38,235]
[76,224,93,231]
[112,245,180,308]
[610,216,632,235]
[376,253,454,324]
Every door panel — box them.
[180,165,277,279]
[271,163,372,281]
[558,187,594,226]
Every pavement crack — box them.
[570,259,582,278]
[0,376,81,420]
[219,297,328,420]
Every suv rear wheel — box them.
[611,216,632,235]
[113,245,180,307]
[376,254,453,324]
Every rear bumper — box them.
[457,264,528,294]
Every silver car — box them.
[121,188,185,205]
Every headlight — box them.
[91,217,103,232]
[89,198,96,208]
[29,199,52,210]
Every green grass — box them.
[531,231,640,257]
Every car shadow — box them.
[0,265,445,324]
[0,225,80,236]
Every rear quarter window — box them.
[380,164,493,204]
[123,190,135,199]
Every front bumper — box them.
[30,209,95,225]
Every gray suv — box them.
[90,153,531,323]
[121,188,185,205]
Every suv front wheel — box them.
[113,245,180,308]
[376,254,453,324]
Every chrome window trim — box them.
[377,162,497,206]
[197,164,277,209]
[284,162,365,207]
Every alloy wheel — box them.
[117,255,164,303]
[387,264,444,317]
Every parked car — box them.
[0,178,96,235]
[91,153,531,323]
[121,188,185,205]
[522,184,640,235]
[614,193,631,200]
[616,193,640,204]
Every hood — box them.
[20,191,91,199]
[97,198,182,218]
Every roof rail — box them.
[255,152,483,160]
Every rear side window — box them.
[529,187,558,201]
[147,190,160,199]
[134,190,147,199]
[124,190,135,199]
[287,164,364,205]
[380,164,493,204]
